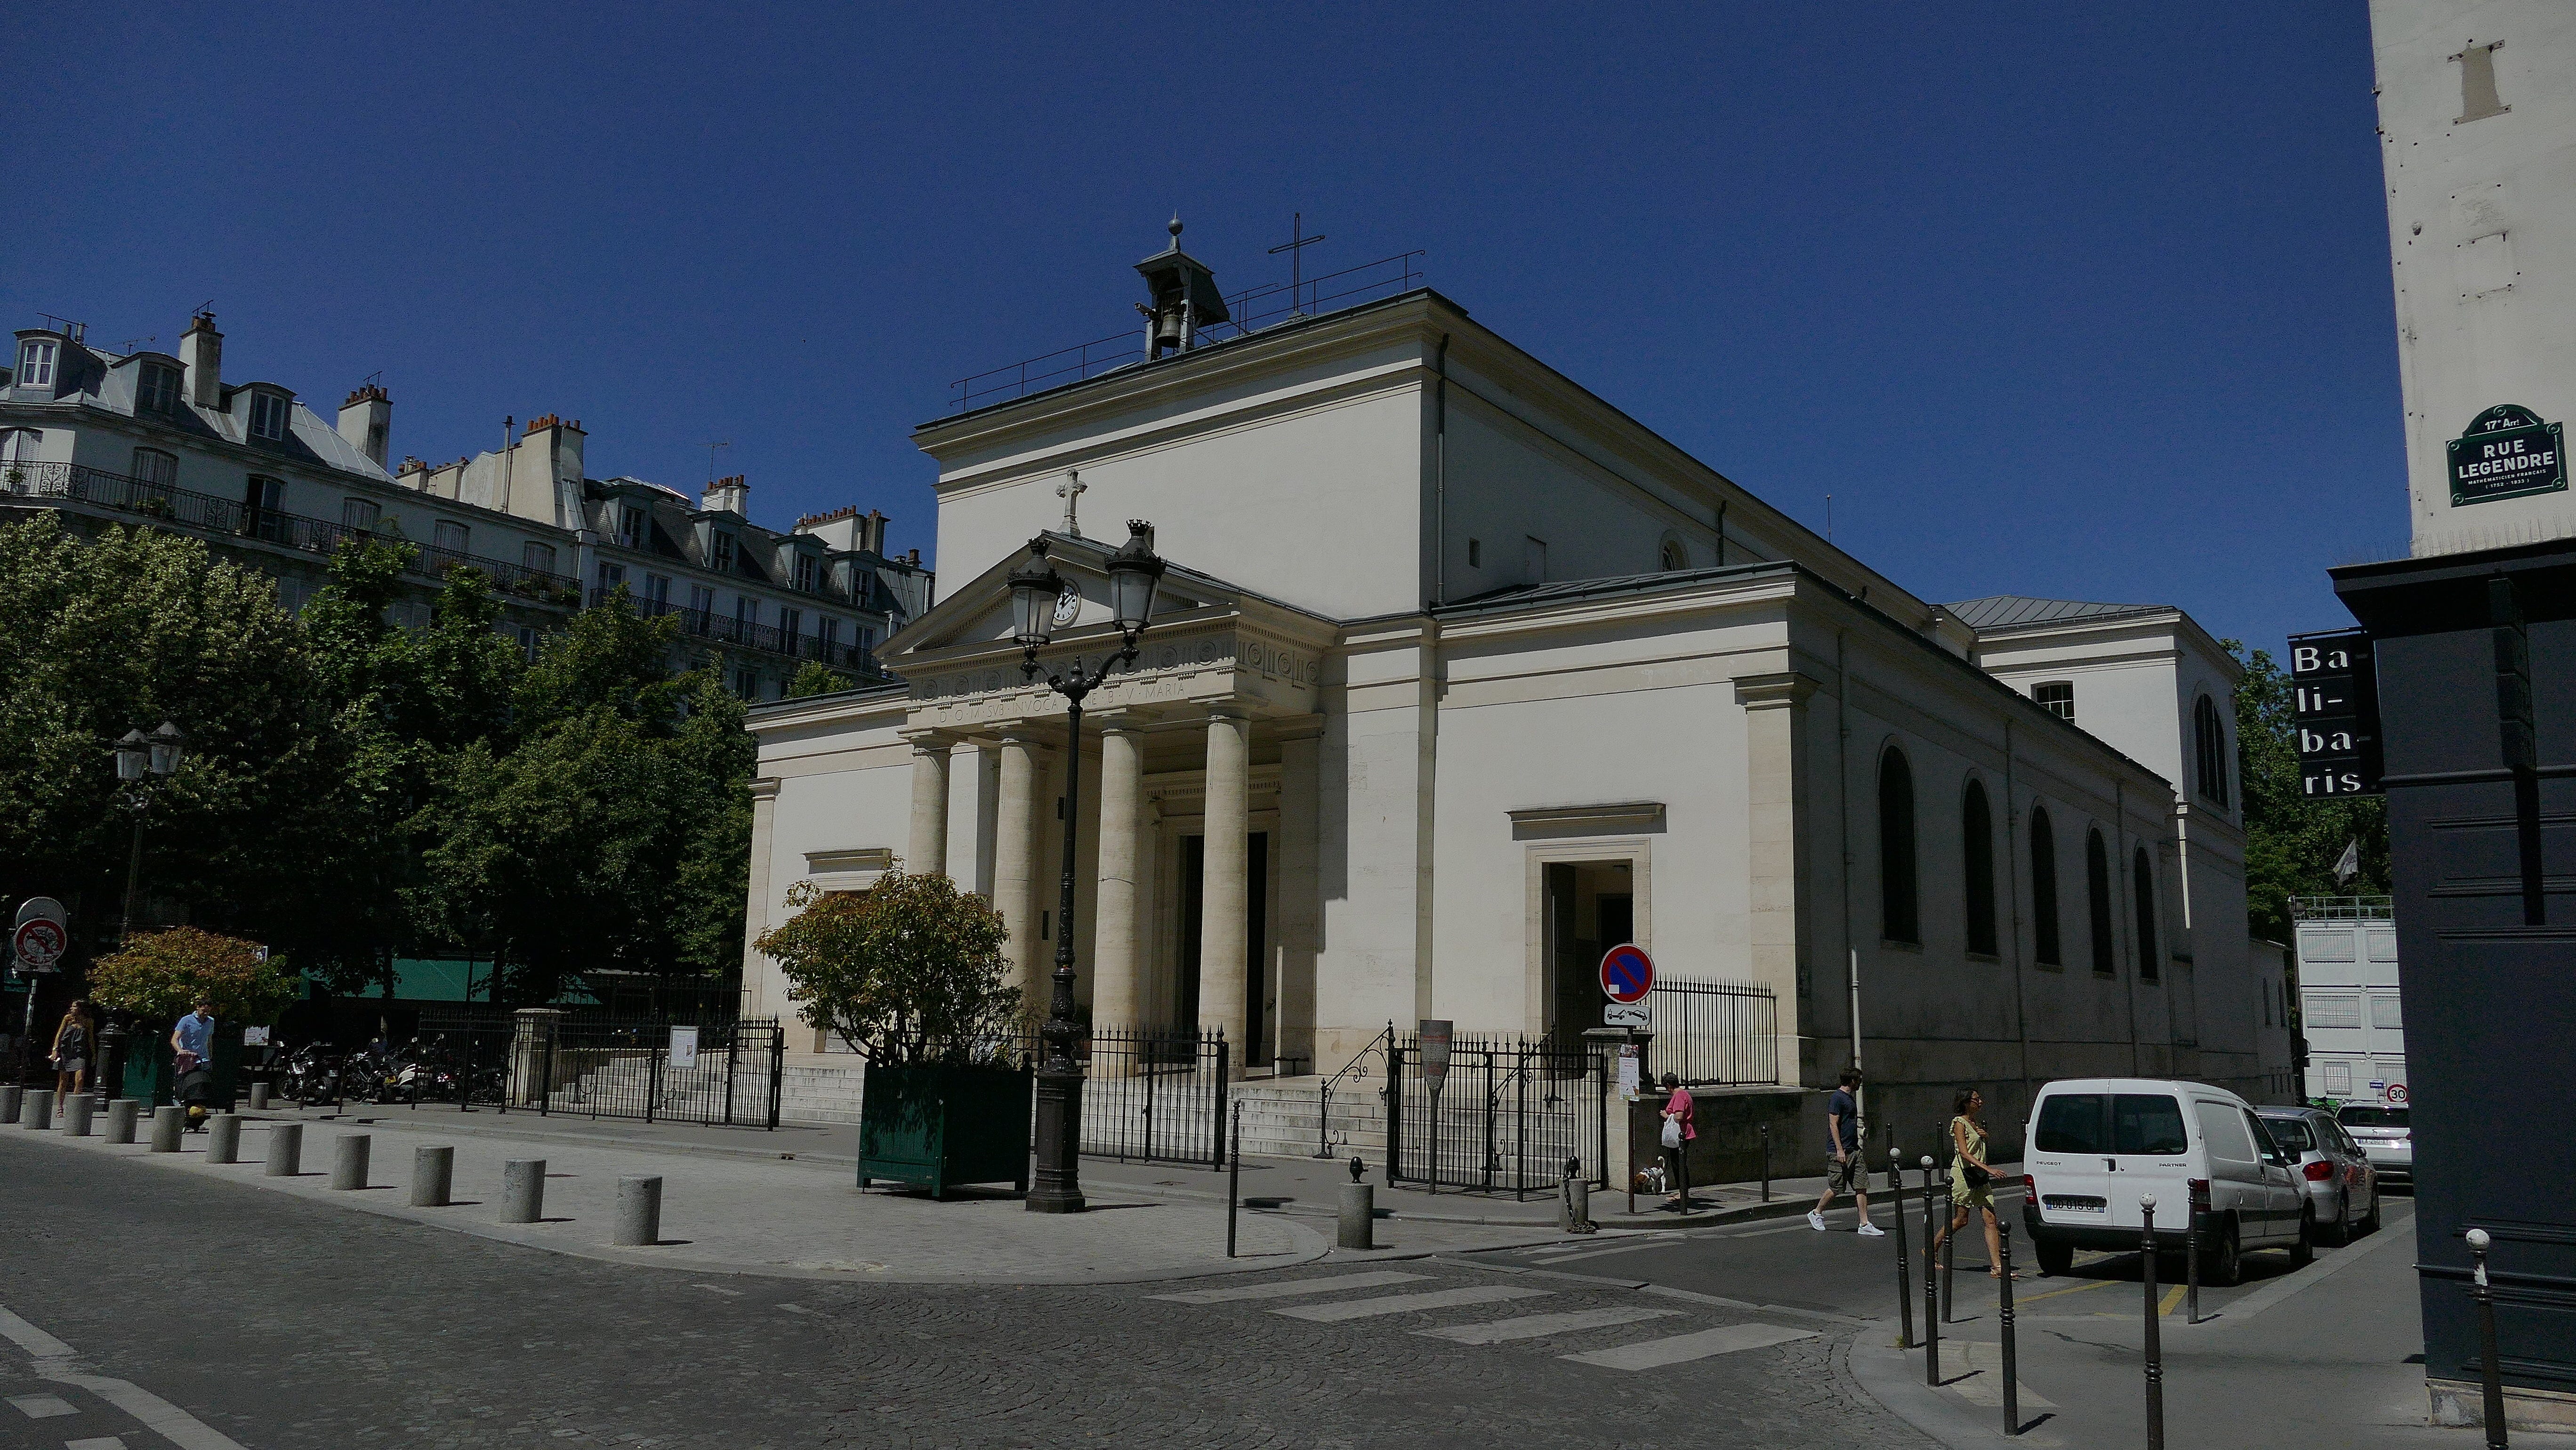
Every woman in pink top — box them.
[1660,1072,1696,1210]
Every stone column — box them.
[738,778,785,1024]
[1198,710,1253,1048]
[905,732,952,877]
[994,731,1050,1006]
[1735,672,1820,1087]
[946,739,999,894]
[1276,727,1322,1073]
[1091,715,1150,1030]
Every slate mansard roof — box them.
[1942,594,2174,634]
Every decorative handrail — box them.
[1313,1020,1396,1160]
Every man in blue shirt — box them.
[1808,1067,1882,1236]
[171,999,215,1073]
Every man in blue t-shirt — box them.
[171,999,215,1073]
[1808,1068,1882,1235]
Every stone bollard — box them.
[330,1134,370,1190]
[24,1088,56,1128]
[62,1094,94,1137]
[501,1159,546,1224]
[0,1085,20,1124]
[106,1098,140,1144]
[207,1113,242,1164]
[1340,1179,1377,1250]
[265,1122,302,1176]
[249,1082,270,1111]
[614,1176,663,1247]
[149,1105,184,1152]
[411,1146,454,1208]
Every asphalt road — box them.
[0,1136,1934,1450]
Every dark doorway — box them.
[1543,860,1634,1045]
[1177,831,1270,1061]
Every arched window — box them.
[1963,779,1997,956]
[2133,846,2160,982]
[2086,829,2115,974]
[2029,808,2061,966]
[1879,746,1919,944]
[1659,535,1688,572]
[2194,695,2230,807]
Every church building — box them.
[740,227,2273,1152]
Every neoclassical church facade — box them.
[741,245,2276,1140]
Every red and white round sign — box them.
[1599,943,1655,1004]
[12,917,66,970]
[2386,1082,2408,1105]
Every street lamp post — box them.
[114,722,188,942]
[1009,522,1164,1214]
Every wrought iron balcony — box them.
[589,589,888,677]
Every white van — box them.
[2021,1078,2312,1286]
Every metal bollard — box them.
[1225,1101,1242,1258]
[2467,1229,2507,1450]
[1892,1149,1915,1349]
[265,1121,302,1176]
[614,1176,662,1247]
[149,1104,183,1152]
[1559,1154,1593,1235]
[1760,1122,1772,1202]
[61,1094,93,1137]
[1942,1191,1956,1325]
[106,1098,140,1145]
[1999,1220,2021,1436]
[411,1146,454,1208]
[24,1088,56,1128]
[1923,1155,1941,1385]
[249,1082,270,1111]
[501,1159,546,1223]
[330,1133,370,1190]
[0,1085,19,1124]
[2142,1195,2165,1450]
[207,1113,242,1164]
[2185,1193,2203,1325]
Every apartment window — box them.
[341,498,381,532]
[597,561,626,595]
[710,532,737,572]
[2135,847,2164,979]
[131,448,179,492]
[2033,681,2074,721]
[515,625,540,660]
[779,607,802,648]
[859,625,877,655]
[2194,695,2230,807]
[646,573,672,607]
[2086,829,2115,974]
[2307,995,2361,1030]
[818,617,841,656]
[16,339,57,389]
[1,428,42,469]
[1962,779,1997,956]
[2030,807,2061,966]
[523,540,557,574]
[617,504,646,550]
[733,667,757,700]
[248,391,290,442]
[1877,746,1919,944]
[243,475,282,515]
[432,519,469,555]
[137,362,180,414]
[687,583,715,619]
[793,553,819,592]
[735,596,759,637]
[2372,994,2404,1031]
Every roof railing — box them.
[2289,895,2394,921]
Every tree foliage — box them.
[754,874,1022,1065]
[87,926,299,1023]
[2230,640,2390,943]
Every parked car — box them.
[2336,1104,2413,1186]
[2257,1106,2381,1245]
[2021,1078,2312,1286]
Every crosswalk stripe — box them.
[1149,1271,1428,1305]
[1414,1307,1682,1344]
[1274,1286,1553,1322]
[1559,1321,1817,1369]
[8,1395,78,1419]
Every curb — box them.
[1848,1330,2030,1449]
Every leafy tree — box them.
[787,661,861,698]
[87,926,299,1023]
[754,874,1022,1064]
[2230,640,2389,942]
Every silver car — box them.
[2257,1107,2381,1245]
[2337,1104,2414,1186]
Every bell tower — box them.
[1135,216,1230,360]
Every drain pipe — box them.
[1430,333,1450,607]
[1837,628,1863,1123]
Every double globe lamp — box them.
[1006,520,1164,1213]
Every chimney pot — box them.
[180,312,224,409]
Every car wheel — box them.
[2289,1208,2316,1269]
[2205,1221,2243,1287]
[2036,1238,2074,1277]
[2322,1193,2351,1247]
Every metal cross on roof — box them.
[1269,212,1328,316]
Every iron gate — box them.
[1074,1026,1230,1167]
[1387,1034,1609,1195]
[513,1015,784,1128]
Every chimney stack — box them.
[338,383,391,467]
[180,311,223,409]
[702,474,750,516]
[861,508,888,555]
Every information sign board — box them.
[2448,404,2567,506]
[669,1025,700,1071]
[2290,628,2383,798]
[1603,1002,1652,1029]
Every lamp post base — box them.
[1027,1063,1087,1213]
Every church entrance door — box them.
[1177,832,1272,1064]
[1543,860,1634,1049]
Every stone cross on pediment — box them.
[1056,471,1086,538]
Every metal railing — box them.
[3,460,581,599]
[512,1014,784,1128]
[1651,977,1781,1086]
[2289,895,2394,921]
[1387,1032,1609,1195]
[1071,1025,1231,1167]
[949,250,1427,412]
[592,589,888,674]
[1313,1023,1393,1158]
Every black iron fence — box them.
[1388,1033,1609,1196]
[1073,1026,1230,1167]
[1654,977,1780,1086]
[510,1014,784,1128]
[591,590,888,675]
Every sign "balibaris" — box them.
[2447,404,2566,507]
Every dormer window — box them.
[793,553,819,592]
[249,391,291,442]
[16,340,57,390]
[710,531,737,573]
[2033,681,2075,721]
[137,362,179,414]
[616,504,646,550]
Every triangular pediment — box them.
[882,531,1325,664]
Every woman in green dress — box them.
[1932,1087,2014,1278]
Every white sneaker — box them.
[1807,1209,1828,1232]
[1857,1222,1886,1238]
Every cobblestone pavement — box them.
[0,1137,1936,1449]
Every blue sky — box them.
[9,3,2398,655]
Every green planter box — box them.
[858,1061,1032,1199]
[120,1023,244,1109]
